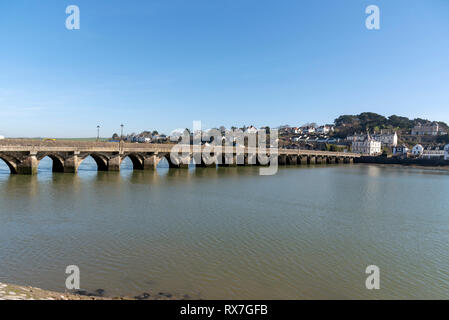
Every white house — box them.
[393,145,409,156]
[352,133,382,155]
[445,144,449,161]
[372,131,398,147]
[412,144,424,156]
[302,127,315,134]
[421,147,445,159]
[348,131,397,147]
[316,125,334,134]
[137,137,151,143]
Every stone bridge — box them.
[0,139,360,174]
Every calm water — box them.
[0,157,448,299]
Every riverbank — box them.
[0,282,103,300]
[355,156,449,168]
[0,282,187,300]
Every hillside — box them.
[332,112,449,139]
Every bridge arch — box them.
[0,155,18,174]
[37,153,65,172]
[79,153,109,171]
[121,153,144,170]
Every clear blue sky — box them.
[1,0,448,137]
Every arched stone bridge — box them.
[0,139,360,174]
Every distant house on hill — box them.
[302,126,315,134]
[411,123,439,136]
[316,125,334,134]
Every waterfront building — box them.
[372,131,398,147]
[351,133,382,155]
[445,144,449,161]
[392,145,409,156]
[347,131,397,147]
[411,123,439,135]
[421,147,445,159]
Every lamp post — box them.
[120,124,124,140]
[97,125,100,142]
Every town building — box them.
[316,125,334,134]
[445,144,449,161]
[347,131,397,147]
[351,133,382,155]
[302,127,315,134]
[411,123,439,135]
[371,131,398,147]
[392,145,409,156]
[421,147,445,159]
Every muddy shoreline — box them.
[0,282,191,300]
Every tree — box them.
[334,115,359,127]
[437,134,449,144]
[112,133,119,140]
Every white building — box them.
[316,125,334,134]
[137,137,151,143]
[302,127,315,134]
[445,144,449,161]
[421,147,445,159]
[392,145,409,156]
[0,135,4,140]
[412,123,439,135]
[352,133,382,155]
[412,144,424,156]
[348,131,397,147]
[372,131,398,147]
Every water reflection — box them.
[0,163,448,299]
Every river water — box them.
[0,157,448,299]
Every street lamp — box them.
[120,124,124,140]
[97,125,100,142]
